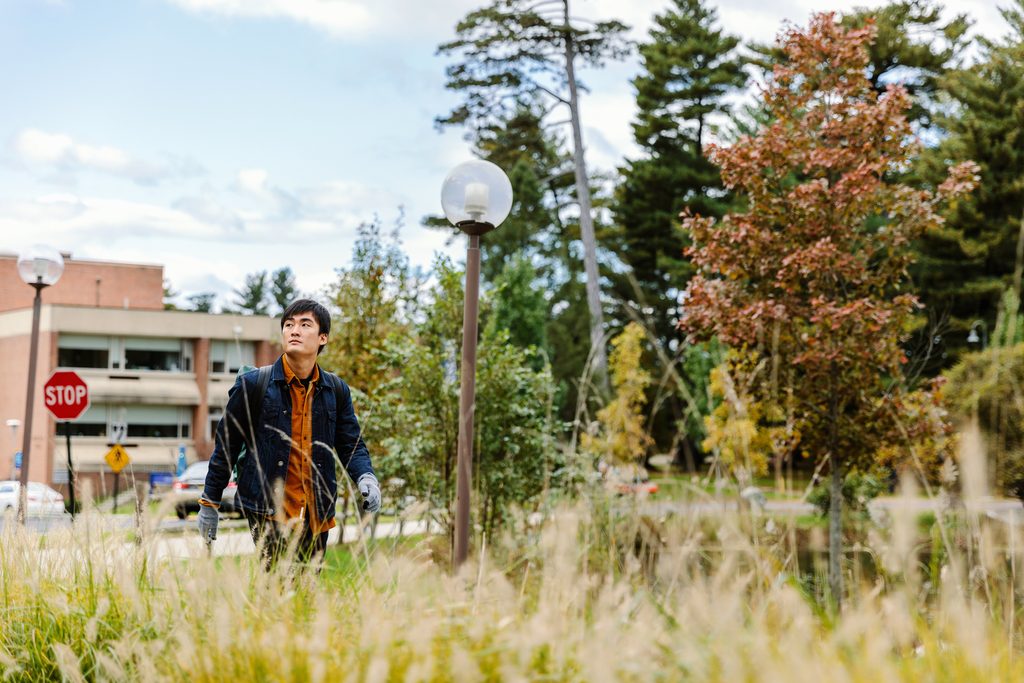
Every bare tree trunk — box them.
[828,394,843,610]
[563,0,607,388]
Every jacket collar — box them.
[271,354,326,392]
[270,355,287,382]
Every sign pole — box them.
[64,421,76,519]
[113,469,119,514]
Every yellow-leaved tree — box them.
[583,322,653,465]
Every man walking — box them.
[198,298,380,569]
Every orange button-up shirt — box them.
[281,355,336,534]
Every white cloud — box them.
[166,0,375,38]
[236,167,269,195]
[9,129,200,185]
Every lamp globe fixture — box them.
[441,159,513,233]
[17,245,64,286]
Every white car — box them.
[0,480,66,515]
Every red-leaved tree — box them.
[679,13,978,605]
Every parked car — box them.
[0,480,66,515]
[171,460,238,519]
[597,462,659,496]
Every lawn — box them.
[1,491,1022,681]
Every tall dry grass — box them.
[1,429,1022,681]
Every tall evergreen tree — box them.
[613,0,745,344]
[232,271,270,315]
[270,267,297,314]
[470,104,574,282]
[610,0,745,465]
[913,1,1024,362]
[437,0,631,381]
[841,0,970,128]
[162,279,179,310]
[187,292,216,313]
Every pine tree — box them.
[613,0,745,338]
[437,0,631,381]
[610,0,745,466]
[841,0,969,128]
[470,104,574,282]
[270,267,297,314]
[232,271,269,315]
[913,1,1024,362]
[162,279,179,310]
[187,293,216,313]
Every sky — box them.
[0,0,1011,310]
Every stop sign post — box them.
[43,371,90,518]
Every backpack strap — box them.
[244,365,273,436]
[322,370,346,424]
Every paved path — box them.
[149,518,437,560]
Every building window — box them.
[58,334,194,373]
[104,405,193,440]
[58,334,111,369]
[207,408,224,441]
[209,340,255,375]
[58,347,109,369]
[123,337,193,372]
[125,349,181,371]
[66,403,107,438]
[69,422,106,437]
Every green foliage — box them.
[320,217,415,399]
[992,288,1024,349]
[162,279,179,310]
[841,0,970,127]
[913,3,1024,363]
[270,266,298,314]
[475,326,558,535]
[436,0,630,131]
[186,292,216,313]
[366,255,559,539]
[232,270,270,315]
[610,0,745,462]
[945,343,1024,498]
[807,470,888,518]
[485,255,548,355]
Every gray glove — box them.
[357,473,381,514]
[197,504,219,541]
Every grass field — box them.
[2,479,1023,682]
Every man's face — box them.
[281,311,327,358]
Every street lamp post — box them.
[16,245,64,524]
[440,160,513,569]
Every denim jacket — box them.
[202,356,374,521]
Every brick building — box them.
[0,253,278,498]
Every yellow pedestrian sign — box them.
[105,444,130,473]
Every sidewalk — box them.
[148,518,438,560]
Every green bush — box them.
[945,343,1024,499]
[807,470,888,518]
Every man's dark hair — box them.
[281,299,331,355]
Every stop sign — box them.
[43,370,90,421]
